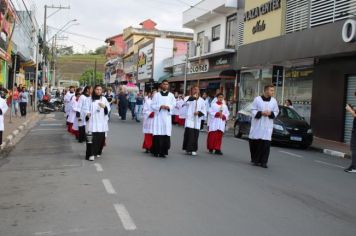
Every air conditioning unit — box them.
[188,41,196,58]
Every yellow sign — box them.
[243,0,285,45]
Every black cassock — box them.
[182,127,200,152]
[151,135,171,156]
[249,139,271,164]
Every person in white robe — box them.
[67,91,79,136]
[150,80,176,158]
[207,93,230,155]
[142,91,156,153]
[86,85,111,161]
[0,96,8,145]
[249,85,279,168]
[182,86,206,156]
[75,86,92,143]
[64,86,75,126]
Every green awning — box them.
[157,73,172,83]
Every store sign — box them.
[209,55,234,71]
[244,0,281,22]
[342,19,356,43]
[188,59,209,74]
[138,43,154,80]
[252,20,266,34]
[173,64,185,76]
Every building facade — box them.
[237,0,356,144]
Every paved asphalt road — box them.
[0,112,355,236]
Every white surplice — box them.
[208,102,230,133]
[183,96,206,130]
[87,97,111,133]
[151,91,176,136]
[0,97,8,131]
[177,98,186,119]
[142,98,154,134]
[75,95,91,127]
[64,91,74,116]
[67,96,78,124]
[249,96,279,141]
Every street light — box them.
[47,19,78,43]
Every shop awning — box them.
[158,73,172,83]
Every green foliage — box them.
[79,69,104,86]
[95,45,107,55]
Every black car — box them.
[234,103,313,149]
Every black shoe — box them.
[153,153,159,157]
[261,163,268,168]
[209,150,213,154]
[145,149,150,153]
[215,150,223,155]
[159,154,166,158]
[252,162,261,166]
[344,166,356,173]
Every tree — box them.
[79,69,104,86]
[95,45,107,55]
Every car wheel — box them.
[234,123,243,138]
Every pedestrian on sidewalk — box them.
[135,90,144,122]
[150,80,176,158]
[0,95,8,145]
[12,87,19,117]
[87,85,111,161]
[249,85,279,168]
[182,86,206,156]
[19,87,29,117]
[142,90,156,153]
[207,93,229,155]
[128,91,136,120]
[345,102,356,173]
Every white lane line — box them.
[114,204,137,231]
[279,150,303,158]
[314,160,345,169]
[94,163,103,172]
[102,179,116,194]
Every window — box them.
[197,31,205,44]
[212,25,221,41]
[226,14,237,49]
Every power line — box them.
[48,26,104,41]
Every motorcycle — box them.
[37,97,64,114]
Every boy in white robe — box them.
[150,80,176,158]
[142,91,156,153]
[182,86,206,156]
[207,93,230,155]
[64,86,75,126]
[0,96,8,145]
[249,85,279,168]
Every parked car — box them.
[234,103,313,149]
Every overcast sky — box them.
[28,0,199,53]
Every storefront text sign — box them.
[189,59,209,74]
[342,19,356,43]
[252,20,266,34]
[244,0,281,22]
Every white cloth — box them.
[249,96,279,141]
[75,95,91,126]
[183,96,206,130]
[202,98,210,121]
[0,97,8,131]
[64,91,74,115]
[208,102,230,133]
[142,98,154,134]
[67,96,78,124]
[177,99,186,119]
[88,97,111,133]
[172,98,180,116]
[151,92,176,136]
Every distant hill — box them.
[56,54,106,82]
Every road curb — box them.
[309,146,351,159]
[0,114,40,152]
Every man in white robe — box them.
[249,85,279,168]
[142,91,156,153]
[0,95,8,145]
[182,86,206,156]
[150,80,176,158]
[64,86,75,124]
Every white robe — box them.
[183,96,206,130]
[0,97,8,131]
[67,96,78,124]
[151,92,176,136]
[142,98,154,134]
[75,95,91,127]
[64,91,74,116]
[249,96,279,141]
[208,102,230,133]
[172,98,180,116]
[88,97,111,133]
[177,99,186,119]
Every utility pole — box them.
[9,55,17,123]
[94,59,97,86]
[42,4,70,86]
[51,34,57,88]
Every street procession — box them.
[0,0,355,235]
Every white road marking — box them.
[279,150,303,158]
[314,160,345,169]
[94,163,103,172]
[114,204,137,231]
[102,179,116,194]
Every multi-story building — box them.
[104,34,125,84]
[179,0,244,114]
[122,19,192,88]
[237,0,356,144]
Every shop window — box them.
[226,14,237,49]
[212,25,221,42]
